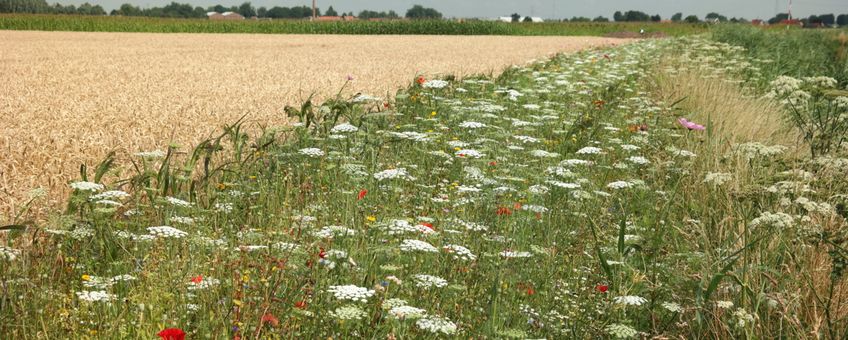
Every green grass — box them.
[0,14,707,36]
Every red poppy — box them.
[526,288,535,296]
[318,248,327,259]
[496,207,512,216]
[158,328,186,340]
[419,222,434,230]
[190,275,203,284]
[261,313,280,327]
[596,284,609,293]
[416,76,426,85]
[513,202,522,210]
[357,189,368,200]
[488,161,497,166]
[294,300,308,309]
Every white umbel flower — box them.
[299,148,325,158]
[413,274,448,288]
[330,123,359,134]
[147,226,188,239]
[576,146,603,155]
[455,149,484,158]
[614,295,647,306]
[327,285,375,302]
[422,79,449,89]
[0,246,20,261]
[458,121,486,129]
[76,290,116,302]
[70,181,104,192]
[331,305,368,320]
[443,244,477,261]
[389,305,427,319]
[416,315,457,335]
[373,168,414,181]
[400,239,438,253]
[605,323,638,338]
[607,181,634,190]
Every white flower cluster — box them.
[90,190,130,201]
[389,305,427,319]
[443,244,477,261]
[299,148,325,158]
[458,121,486,129]
[422,79,449,89]
[83,274,136,289]
[733,307,756,328]
[614,295,647,306]
[576,146,603,155]
[327,285,375,302]
[413,274,448,288]
[733,142,787,159]
[76,290,116,302]
[607,181,634,190]
[383,220,434,235]
[330,305,367,320]
[455,149,484,158]
[703,172,733,186]
[165,196,192,207]
[416,315,457,335]
[513,135,540,143]
[605,323,638,338]
[387,131,431,142]
[330,123,359,134]
[500,250,533,258]
[373,168,414,181]
[313,225,356,238]
[70,181,104,191]
[546,180,580,189]
[794,197,833,214]
[188,277,221,290]
[530,150,560,158]
[147,226,188,239]
[662,302,683,313]
[400,239,439,253]
[627,156,650,165]
[451,218,489,232]
[0,246,20,261]
[749,212,794,230]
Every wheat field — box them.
[0,31,629,218]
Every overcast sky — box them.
[65,0,846,19]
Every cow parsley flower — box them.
[374,168,414,181]
[530,150,560,158]
[389,305,427,319]
[576,146,603,155]
[614,295,647,306]
[299,148,325,158]
[500,250,533,258]
[70,181,104,192]
[90,190,130,201]
[330,123,359,134]
[76,290,116,302]
[400,239,439,253]
[662,302,683,313]
[0,246,20,261]
[627,156,649,165]
[413,274,448,289]
[749,212,793,230]
[331,305,367,320]
[605,323,638,338]
[459,121,486,129]
[165,196,192,207]
[443,244,477,261]
[416,315,457,335]
[327,285,375,302]
[455,149,484,158]
[422,79,449,89]
[703,172,732,186]
[513,135,540,143]
[147,226,188,239]
[382,298,409,310]
[607,181,633,190]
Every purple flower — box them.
[346,75,354,81]
[678,118,705,131]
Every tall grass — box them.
[0,14,707,36]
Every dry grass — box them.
[0,31,631,219]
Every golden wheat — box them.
[0,31,631,219]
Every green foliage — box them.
[405,5,442,20]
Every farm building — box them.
[206,11,245,20]
[497,16,544,23]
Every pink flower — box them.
[678,118,705,131]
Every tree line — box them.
[0,0,105,15]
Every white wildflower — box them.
[327,285,375,302]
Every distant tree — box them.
[838,14,848,26]
[387,10,399,18]
[266,6,290,18]
[570,16,591,22]
[807,15,821,24]
[325,5,337,16]
[650,14,661,22]
[613,11,623,22]
[819,13,835,26]
[212,5,226,13]
[768,13,789,24]
[523,16,533,22]
[705,12,727,22]
[671,12,683,22]
[257,6,266,17]
[593,16,609,22]
[238,2,255,18]
[510,13,521,22]
[405,5,441,19]
[684,15,700,23]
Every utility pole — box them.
[312,0,316,19]
[788,0,792,20]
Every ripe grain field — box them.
[0,30,630,218]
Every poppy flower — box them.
[496,207,512,216]
[488,161,497,166]
[157,328,186,340]
[261,313,280,327]
[416,76,426,85]
[357,189,368,200]
[318,248,327,259]
[526,287,535,296]
[190,275,203,284]
[294,300,308,309]
[596,284,609,293]
[419,222,434,230]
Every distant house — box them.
[751,19,764,25]
[779,19,802,26]
[497,16,543,23]
[498,17,512,23]
[528,17,544,23]
[207,11,244,20]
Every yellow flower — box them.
[366,215,376,222]
[453,147,461,151]
[430,111,437,117]
[81,274,91,281]
[217,183,226,190]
